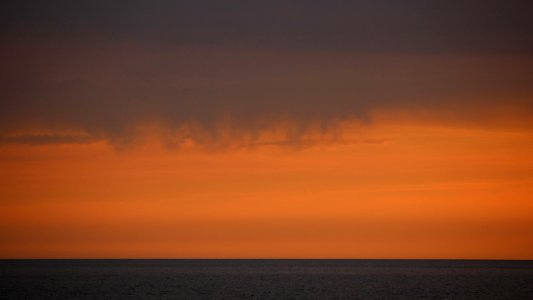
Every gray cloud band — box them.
[1,1,532,146]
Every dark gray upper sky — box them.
[2,0,533,54]
[1,1,532,146]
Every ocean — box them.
[1,259,532,299]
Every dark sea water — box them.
[1,259,532,299]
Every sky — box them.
[1,0,533,259]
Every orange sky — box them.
[2,1,533,260]
[1,114,532,259]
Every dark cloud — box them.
[2,0,532,54]
[1,1,532,146]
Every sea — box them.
[1,259,532,299]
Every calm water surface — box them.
[1,259,532,299]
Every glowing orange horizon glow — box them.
[1,115,533,259]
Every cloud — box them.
[2,1,532,54]
[0,134,96,145]
[1,1,532,147]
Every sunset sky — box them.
[1,0,533,259]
